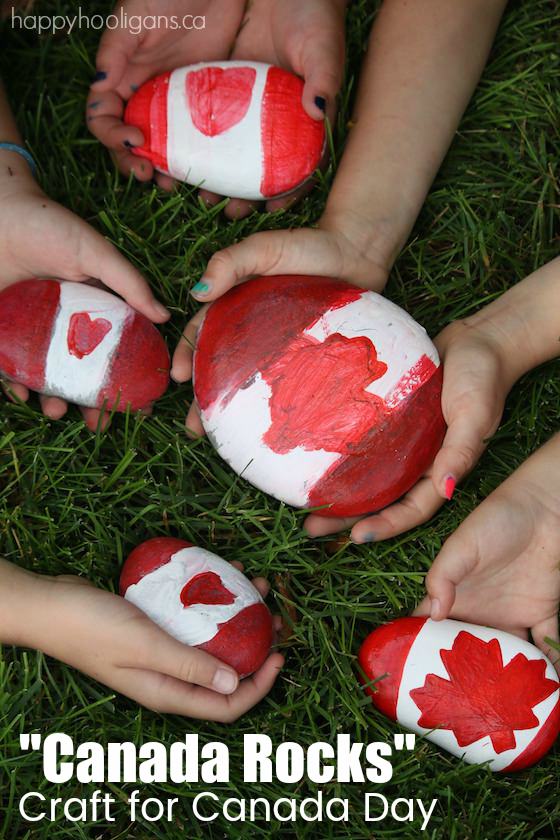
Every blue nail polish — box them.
[93,71,107,82]
[130,83,139,92]
[123,140,134,148]
[314,96,326,113]
[360,533,376,544]
[88,100,101,109]
[192,281,210,295]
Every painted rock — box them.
[124,61,325,200]
[193,275,446,517]
[120,538,273,678]
[0,279,169,411]
[359,617,560,771]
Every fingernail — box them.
[192,280,211,296]
[213,668,238,694]
[430,598,441,620]
[123,139,135,149]
[444,475,456,501]
[353,532,376,544]
[314,95,327,113]
[93,71,107,83]
[153,301,170,319]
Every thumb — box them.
[414,531,478,621]
[190,229,344,303]
[300,38,344,120]
[431,398,499,501]
[75,222,170,323]
[142,628,240,694]
[91,12,140,93]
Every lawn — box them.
[1,1,559,837]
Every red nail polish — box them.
[444,475,456,501]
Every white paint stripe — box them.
[44,282,129,407]
[396,619,559,770]
[166,61,267,199]
[124,547,262,647]
[304,292,440,404]
[202,372,340,508]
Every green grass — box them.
[1,0,560,837]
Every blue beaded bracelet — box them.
[0,142,37,177]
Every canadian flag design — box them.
[0,279,169,411]
[124,61,325,200]
[359,618,560,771]
[193,275,446,518]
[120,538,273,678]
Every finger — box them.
[185,401,204,438]
[86,90,144,150]
[251,577,270,599]
[412,593,432,618]
[198,188,224,208]
[74,223,170,323]
[304,513,359,538]
[171,308,207,383]
[349,476,444,543]
[39,394,68,420]
[299,24,344,120]
[190,229,338,304]
[422,531,479,621]
[431,401,496,500]
[116,652,284,720]
[531,616,560,670]
[111,146,155,181]
[90,16,141,94]
[223,198,262,220]
[154,172,177,192]
[81,407,111,433]
[265,179,314,214]
[2,380,29,403]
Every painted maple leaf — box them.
[409,631,559,753]
[262,333,387,454]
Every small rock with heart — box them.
[120,538,273,678]
[124,61,325,200]
[0,278,169,411]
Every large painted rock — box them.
[359,617,560,771]
[120,538,273,678]
[124,61,325,200]
[193,275,446,517]
[0,279,169,411]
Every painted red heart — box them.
[67,312,112,359]
[186,66,256,137]
[180,571,236,607]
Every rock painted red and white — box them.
[359,617,560,771]
[193,275,446,517]
[124,61,325,200]
[0,278,169,411]
[120,538,273,678]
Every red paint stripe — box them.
[359,618,426,720]
[124,72,170,172]
[120,537,193,594]
[260,66,325,197]
[97,311,170,412]
[502,693,560,772]
[0,278,60,392]
[198,602,273,678]
[308,361,445,517]
[194,275,363,412]
[186,66,256,137]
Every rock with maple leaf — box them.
[359,617,560,771]
[120,538,273,678]
[193,275,446,517]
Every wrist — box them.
[0,559,50,647]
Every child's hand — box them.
[171,218,392,431]
[305,315,517,542]
[0,176,169,430]
[87,0,345,216]
[15,563,283,721]
[413,434,560,669]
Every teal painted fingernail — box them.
[192,280,210,296]
[359,533,376,544]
